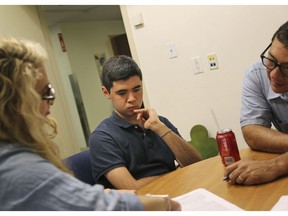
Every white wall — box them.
[121,5,288,149]
[0,6,80,158]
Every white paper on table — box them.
[271,196,288,211]
[172,188,244,211]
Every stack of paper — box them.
[271,196,288,211]
[172,188,244,211]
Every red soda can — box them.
[216,129,240,166]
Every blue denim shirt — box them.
[0,142,143,210]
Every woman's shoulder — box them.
[0,142,43,163]
[0,142,59,185]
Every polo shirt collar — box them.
[267,87,288,101]
[111,111,133,128]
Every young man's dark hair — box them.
[101,55,142,93]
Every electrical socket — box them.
[207,53,219,70]
[191,56,204,74]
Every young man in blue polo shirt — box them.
[89,55,201,190]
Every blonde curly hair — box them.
[0,37,69,173]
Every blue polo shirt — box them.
[89,111,179,188]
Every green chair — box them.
[188,124,219,160]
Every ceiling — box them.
[42,5,122,27]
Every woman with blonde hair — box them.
[0,37,181,211]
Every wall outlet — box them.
[191,56,204,74]
[207,53,219,70]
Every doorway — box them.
[42,5,131,149]
[110,33,132,57]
